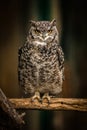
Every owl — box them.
[18,19,64,102]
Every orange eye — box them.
[48,30,52,33]
[35,30,40,34]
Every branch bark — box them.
[9,98,87,112]
[0,88,25,125]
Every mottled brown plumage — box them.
[18,19,64,101]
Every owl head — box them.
[28,19,58,46]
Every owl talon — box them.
[42,93,51,103]
[31,91,41,102]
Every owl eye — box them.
[35,29,40,34]
[48,30,52,33]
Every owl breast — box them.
[26,44,62,95]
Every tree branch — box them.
[0,88,87,112]
[9,98,87,112]
[0,88,25,125]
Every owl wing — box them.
[57,45,64,70]
[57,45,64,80]
[18,43,29,88]
[18,46,25,87]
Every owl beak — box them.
[42,35,45,39]
[42,33,46,39]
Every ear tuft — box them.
[50,19,56,26]
[30,20,36,26]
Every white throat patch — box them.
[34,41,47,46]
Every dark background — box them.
[0,0,87,130]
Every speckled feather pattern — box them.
[18,20,64,96]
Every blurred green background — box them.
[0,0,87,130]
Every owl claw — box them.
[42,93,51,103]
[31,91,41,102]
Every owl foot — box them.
[42,93,51,103]
[31,91,41,102]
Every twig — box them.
[9,98,87,112]
[0,88,25,125]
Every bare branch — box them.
[0,88,25,125]
[9,98,87,112]
[0,88,87,112]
